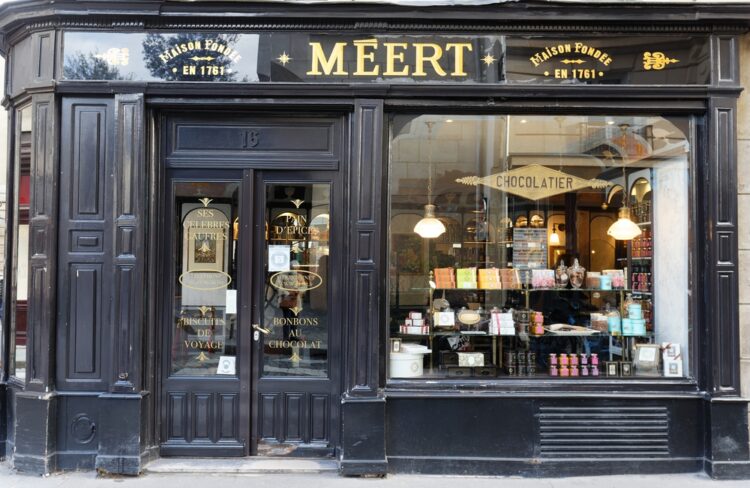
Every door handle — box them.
[252,323,271,334]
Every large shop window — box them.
[388,115,691,381]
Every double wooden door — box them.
[159,169,342,457]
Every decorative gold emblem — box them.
[189,56,216,62]
[290,306,303,316]
[456,164,611,201]
[94,48,130,66]
[269,270,324,293]
[198,306,211,316]
[199,197,213,207]
[561,59,585,65]
[481,54,496,66]
[290,199,305,208]
[290,351,302,362]
[643,52,679,70]
[196,351,209,362]
[277,52,292,66]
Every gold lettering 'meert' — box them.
[413,43,447,77]
[446,43,473,76]
[307,42,348,75]
[354,39,379,76]
[383,42,409,76]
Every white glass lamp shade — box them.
[549,228,561,246]
[414,204,446,238]
[607,207,642,240]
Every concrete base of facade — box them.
[705,460,750,479]
[145,457,339,474]
[387,457,705,477]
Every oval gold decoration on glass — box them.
[269,270,323,292]
[179,269,233,290]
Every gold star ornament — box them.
[277,52,292,66]
[482,54,496,66]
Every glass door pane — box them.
[170,181,240,376]
[262,183,330,377]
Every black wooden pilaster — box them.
[345,99,383,397]
[26,92,58,392]
[96,93,149,475]
[341,99,387,476]
[706,96,740,396]
[13,91,59,473]
[110,93,146,394]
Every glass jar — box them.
[569,258,586,289]
[555,259,569,288]
[605,303,621,335]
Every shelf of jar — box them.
[428,287,630,293]
[396,330,653,339]
[631,256,652,260]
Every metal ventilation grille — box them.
[538,406,670,458]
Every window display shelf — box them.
[429,287,630,293]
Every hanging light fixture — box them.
[549,224,561,246]
[607,160,641,240]
[607,206,642,240]
[414,121,446,239]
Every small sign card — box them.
[268,245,291,272]
[216,356,236,375]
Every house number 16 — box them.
[244,130,260,148]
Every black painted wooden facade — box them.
[0,0,749,479]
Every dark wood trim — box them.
[705,96,740,396]
[345,99,384,397]
[110,93,147,393]
[25,91,57,391]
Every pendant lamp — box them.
[607,206,642,240]
[606,148,642,241]
[414,121,446,239]
[414,204,446,238]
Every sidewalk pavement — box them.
[1,463,749,488]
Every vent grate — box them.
[538,406,670,458]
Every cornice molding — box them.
[16,17,747,34]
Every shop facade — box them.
[0,0,749,479]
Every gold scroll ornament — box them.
[456,164,610,201]
[643,52,679,71]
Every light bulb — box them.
[414,204,446,238]
[549,228,560,246]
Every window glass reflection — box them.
[170,181,239,376]
[262,183,330,377]
[388,114,690,380]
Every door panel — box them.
[252,172,342,456]
[160,173,249,456]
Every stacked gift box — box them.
[434,267,456,288]
[456,267,478,288]
[399,311,429,335]
[489,309,515,335]
[477,267,502,289]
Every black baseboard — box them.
[12,453,56,474]
[705,459,750,479]
[340,459,388,476]
[387,457,705,477]
[57,451,96,471]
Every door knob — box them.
[252,323,270,334]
